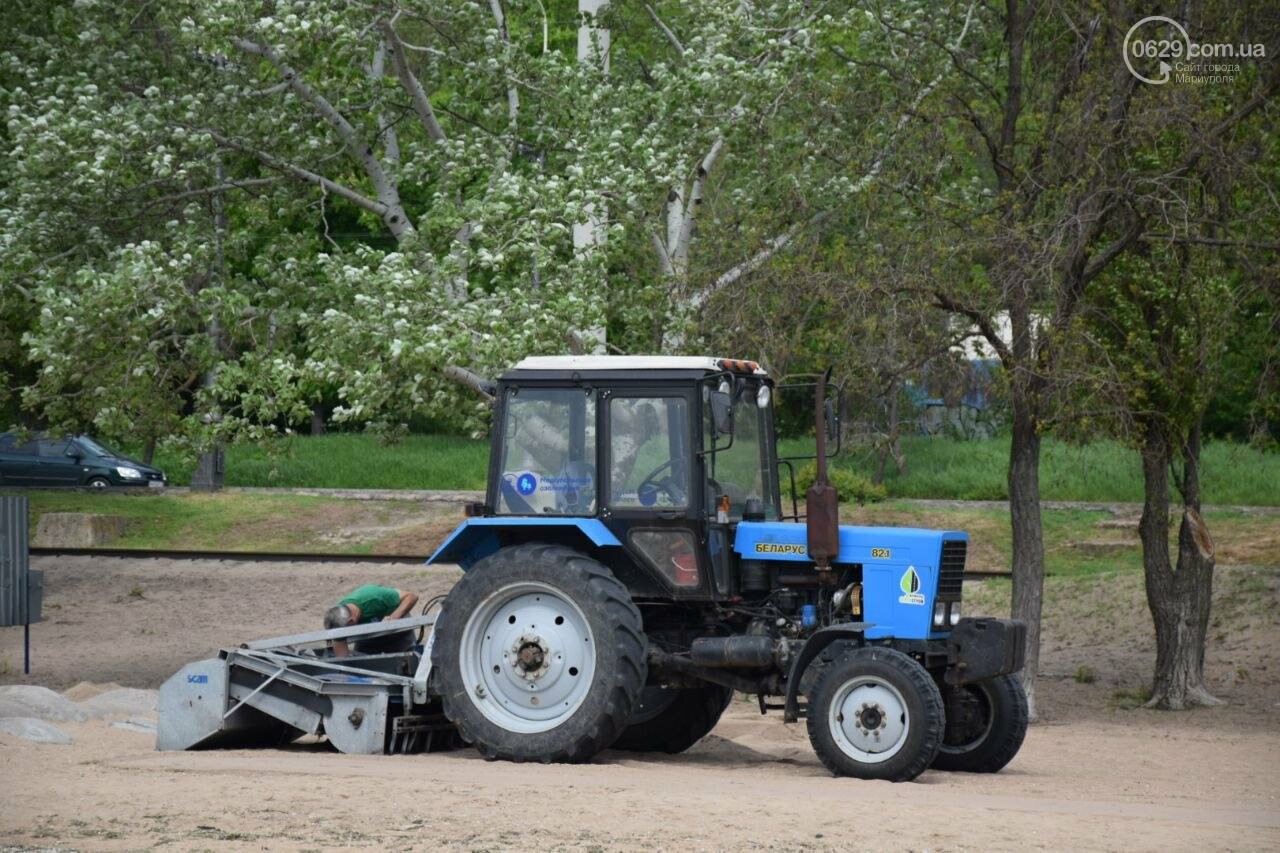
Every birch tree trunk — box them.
[575,0,610,354]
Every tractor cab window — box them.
[608,396,690,509]
[704,381,778,520]
[496,387,596,515]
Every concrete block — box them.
[34,513,126,547]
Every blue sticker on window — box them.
[516,473,538,496]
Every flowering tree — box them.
[4,0,846,443]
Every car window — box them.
[75,436,120,457]
[0,433,15,451]
[2,437,36,456]
[38,438,71,458]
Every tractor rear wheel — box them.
[432,543,646,763]
[612,684,733,754]
[932,673,1028,772]
[806,647,944,782]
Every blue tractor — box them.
[427,356,1028,781]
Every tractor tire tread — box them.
[932,673,1028,773]
[806,646,944,782]
[612,684,734,754]
[434,543,646,764]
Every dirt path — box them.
[2,555,1279,850]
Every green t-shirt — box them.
[338,585,402,622]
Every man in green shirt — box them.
[323,584,419,657]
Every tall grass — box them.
[140,432,1276,504]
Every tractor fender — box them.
[782,623,873,723]
[426,517,622,570]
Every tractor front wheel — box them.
[612,684,733,754]
[806,647,944,782]
[432,543,646,763]
[932,673,1028,773]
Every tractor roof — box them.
[511,355,768,376]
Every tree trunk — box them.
[1008,388,1045,720]
[142,436,157,466]
[873,382,906,486]
[310,404,326,436]
[1140,423,1222,709]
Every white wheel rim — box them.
[459,581,596,734]
[829,676,910,764]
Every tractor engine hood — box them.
[732,521,968,640]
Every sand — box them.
[1,555,1278,850]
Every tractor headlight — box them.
[116,466,143,479]
[933,601,947,628]
[949,603,961,626]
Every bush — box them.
[793,462,887,504]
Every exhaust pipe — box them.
[806,367,839,569]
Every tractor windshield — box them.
[704,380,778,520]
[495,387,596,515]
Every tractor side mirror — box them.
[710,386,733,437]
[824,398,838,442]
[710,391,733,436]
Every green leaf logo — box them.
[900,567,920,595]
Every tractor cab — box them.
[435,356,786,600]
[490,355,779,521]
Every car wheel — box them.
[86,476,111,490]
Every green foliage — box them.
[1109,684,1154,710]
[791,461,887,505]
[1,0,1273,501]
[1204,286,1280,445]
[3,0,837,449]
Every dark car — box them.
[0,433,167,489]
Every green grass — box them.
[779,435,1280,505]
[146,433,489,490]
[4,490,352,550]
[97,431,1280,505]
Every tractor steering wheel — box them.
[637,458,687,506]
